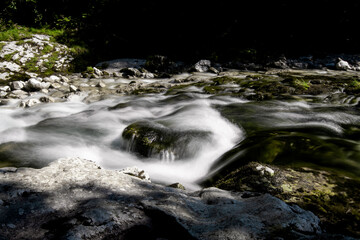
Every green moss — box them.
[0,25,64,42]
[350,80,360,89]
[7,72,30,82]
[203,85,224,94]
[23,57,39,72]
[3,53,13,61]
[0,42,6,51]
[131,88,165,95]
[212,76,240,85]
[41,44,54,54]
[86,66,94,73]
[210,162,360,236]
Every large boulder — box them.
[207,161,360,237]
[25,78,50,91]
[194,59,211,72]
[120,67,143,78]
[0,157,326,240]
[121,121,211,160]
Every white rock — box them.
[93,67,103,76]
[0,86,11,92]
[60,76,70,83]
[19,98,41,108]
[194,59,211,72]
[40,89,49,94]
[49,75,61,82]
[26,78,42,90]
[0,72,11,80]
[0,61,22,72]
[40,82,51,89]
[11,90,28,98]
[69,85,78,92]
[256,164,275,176]
[336,58,352,71]
[143,72,155,78]
[0,92,7,98]
[43,77,55,83]
[50,83,62,89]
[96,81,106,88]
[33,34,51,41]
[10,81,26,90]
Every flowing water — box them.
[1,87,360,188]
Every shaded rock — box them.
[19,98,41,108]
[0,157,325,240]
[121,121,211,160]
[10,81,26,90]
[93,67,103,76]
[194,59,211,72]
[8,90,28,99]
[120,68,142,78]
[0,86,11,92]
[26,78,50,91]
[60,75,70,83]
[207,161,360,237]
[50,82,62,89]
[39,96,55,103]
[208,66,220,74]
[113,72,122,77]
[142,72,155,78]
[96,81,106,88]
[0,61,21,72]
[69,85,78,92]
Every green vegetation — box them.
[0,42,5,51]
[0,25,64,42]
[211,162,360,237]
[350,80,360,89]
[41,44,54,54]
[3,53,14,61]
[86,66,94,73]
[23,57,39,72]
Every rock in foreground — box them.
[0,157,324,239]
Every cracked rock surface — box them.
[0,157,325,239]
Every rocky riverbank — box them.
[1,33,360,239]
[0,157,344,240]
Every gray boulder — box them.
[26,78,50,91]
[0,157,325,240]
[19,98,41,108]
[10,81,26,90]
[120,67,142,78]
[194,59,211,72]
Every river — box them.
[1,75,360,189]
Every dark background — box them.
[1,0,360,62]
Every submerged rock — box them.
[121,121,211,160]
[0,157,325,239]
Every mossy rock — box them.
[206,129,360,188]
[0,141,42,168]
[207,161,360,237]
[121,121,211,160]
